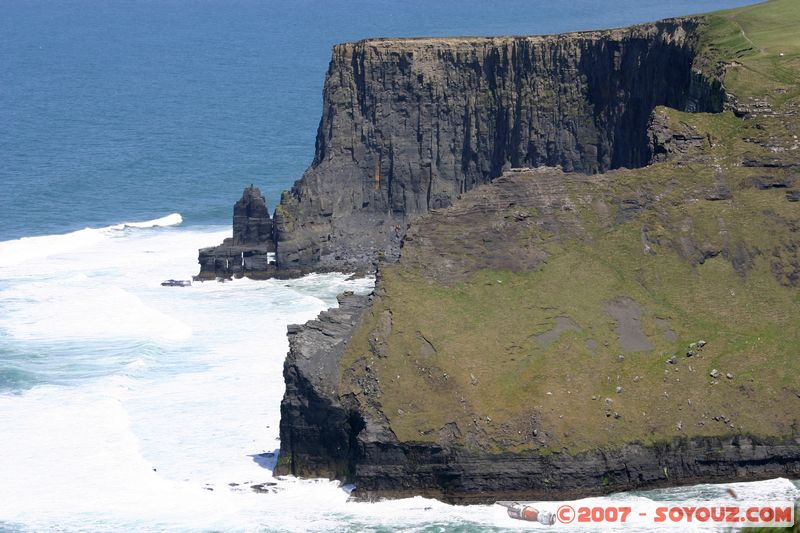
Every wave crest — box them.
[0,214,183,267]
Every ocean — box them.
[0,0,796,531]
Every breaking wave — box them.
[0,214,183,267]
[0,220,796,532]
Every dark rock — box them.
[276,292,373,480]
[748,175,796,190]
[251,482,279,494]
[233,186,274,245]
[741,156,788,168]
[787,190,800,202]
[647,109,709,163]
[273,19,725,273]
[726,241,754,277]
[196,243,274,280]
[161,279,191,287]
[196,186,277,280]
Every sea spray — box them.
[0,219,796,532]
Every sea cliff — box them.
[272,18,725,273]
[219,0,800,502]
[274,0,800,502]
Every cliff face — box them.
[277,0,800,503]
[273,18,724,272]
[277,292,371,480]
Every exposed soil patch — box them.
[603,297,654,352]
[534,316,582,347]
[654,317,678,342]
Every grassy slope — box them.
[702,0,800,103]
[340,0,800,454]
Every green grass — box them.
[336,0,800,455]
[701,0,800,104]
[341,211,799,452]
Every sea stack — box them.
[196,186,276,280]
[233,185,274,245]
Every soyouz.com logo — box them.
[495,500,796,528]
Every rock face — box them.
[273,18,724,273]
[277,289,800,503]
[353,435,800,503]
[647,108,709,162]
[275,168,800,502]
[233,186,274,245]
[277,292,372,479]
[196,186,276,280]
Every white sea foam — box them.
[0,213,183,267]
[108,213,183,230]
[0,218,796,532]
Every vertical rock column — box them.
[196,186,276,279]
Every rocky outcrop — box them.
[196,186,276,280]
[276,292,372,479]
[276,284,800,503]
[273,18,725,273]
[275,167,800,502]
[647,108,710,163]
[400,167,598,283]
[233,185,274,245]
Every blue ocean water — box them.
[1,0,759,241]
[2,1,798,532]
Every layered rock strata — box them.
[275,166,800,502]
[196,186,276,280]
[272,18,724,273]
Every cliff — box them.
[276,0,800,502]
[272,18,725,273]
[278,286,800,505]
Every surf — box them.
[0,213,184,267]
[0,217,796,532]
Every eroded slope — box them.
[277,0,800,502]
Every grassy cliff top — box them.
[338,0,800,454]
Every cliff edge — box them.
[277,0,800,502]
[272,17,724,274]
